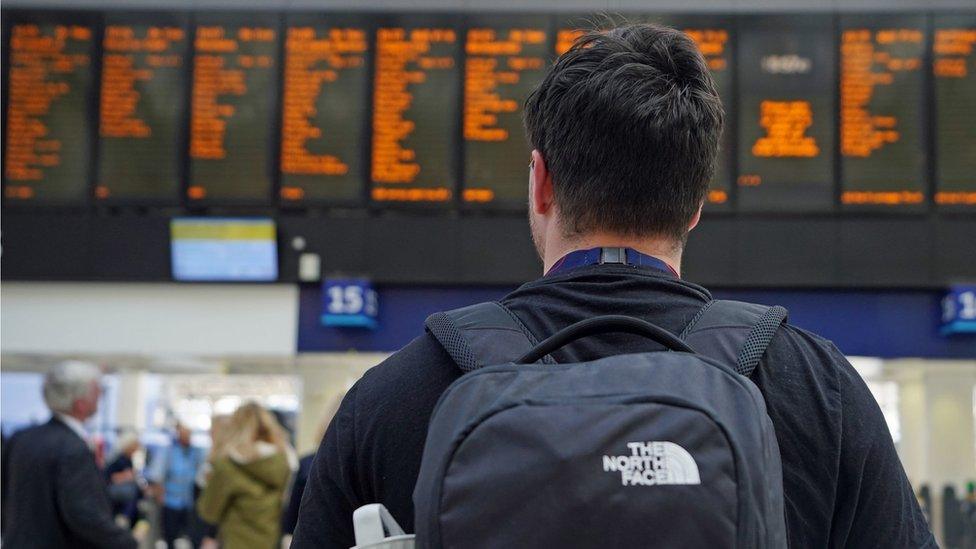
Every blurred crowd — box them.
[106,412,302,549]
[1,362,320,549]
[6,363,976,548]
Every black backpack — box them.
[413,299,789,548]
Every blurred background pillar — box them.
[923,362,976,546]
[114,370,150,433]
[295,353,387,456]
[897,374,929,488]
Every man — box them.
[293,24,935,548]
[146,422,206,548]
[1,361,137,548]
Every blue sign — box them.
[321,278,379,329]
[299,285,976,358]
[942,285,976,335]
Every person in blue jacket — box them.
[147,422,206,547]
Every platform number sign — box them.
[321,278,379,329]
[941,285,976,335]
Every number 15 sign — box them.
[321,278,379,329]
[942,285,976,336]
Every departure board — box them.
[371,16,460,205]
[555,15,733,209]
[462,15,550,208]
[96,13,188,202]
[934,14,976,208]
[280,14,368,204]
[737,16,835,211]
[187,15,279,203]
[7,7,976,217]
[840,15,926,209]
[4,15,95,203]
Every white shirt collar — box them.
[55,413,89,443]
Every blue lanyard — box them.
[545,247,678,278]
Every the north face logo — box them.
[602,441,701,486]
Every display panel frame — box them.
[367,12,463,211]
[932,11,976,212]
[1,8,101,209]
[94,10,191,207]
[837,12,930,213]
[278,11,372,209]
[735,13,838,214]
[459,12,554,213]
[184,10,284,208]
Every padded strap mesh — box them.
[734,306,788,376]
[425,311,480,372]
[425,302,549,373]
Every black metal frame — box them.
[1,7,974,287]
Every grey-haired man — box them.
[2,361,137,549]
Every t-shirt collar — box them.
[546,247,679,278]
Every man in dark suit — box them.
[1,361,137,548]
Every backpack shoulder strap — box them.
[680,300,789,377]
[425,302,553,373]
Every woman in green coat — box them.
[197,402,297,549]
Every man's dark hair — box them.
[523,23,724,244]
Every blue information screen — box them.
[170,218,278,281]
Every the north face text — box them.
[601,441,702,487]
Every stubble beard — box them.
[529,211,545,263]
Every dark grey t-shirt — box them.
[292,265,936,548]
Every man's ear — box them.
[530,150,554,216]
[688,202,704,232]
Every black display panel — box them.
[934,14,976,209]
[840,15,927,209]
[461,15,550,208]
[737,15,836,212]
[3,12,96,204]
[96,12,188,202]
[370,15,460,205]
[187,14,279,203]
[279,14,369,205]
[554,14,734,209]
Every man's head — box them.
[117,431,142,457]
[43,360,102,421]
[523,23,724,262]
[175,423,192,447]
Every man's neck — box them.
[542,232,682,276]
